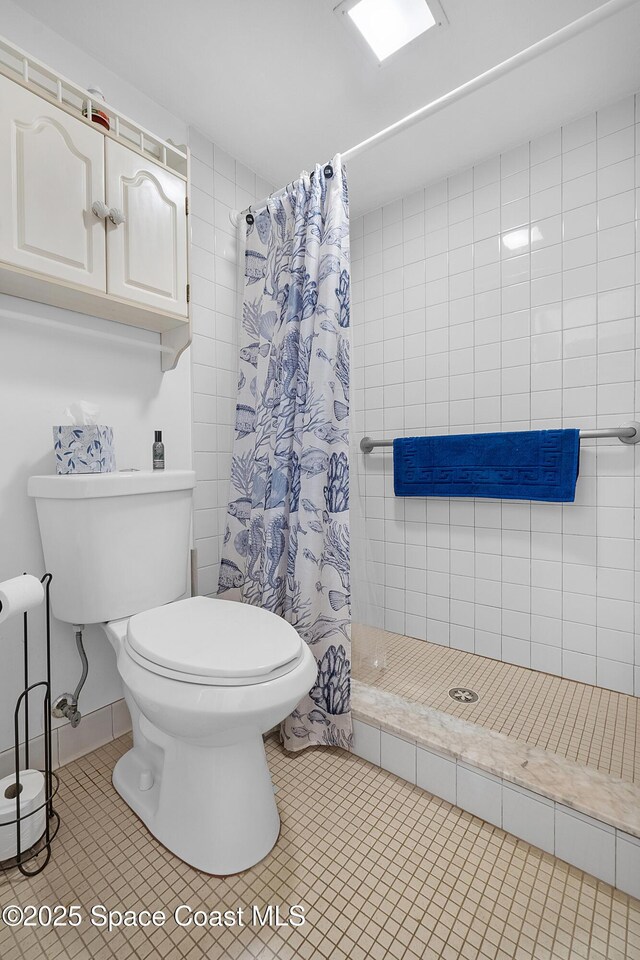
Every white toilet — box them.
[28,470,316,874]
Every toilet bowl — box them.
[28,470,317,875]
[103,596,316,875]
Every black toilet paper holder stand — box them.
[1,573,60,877]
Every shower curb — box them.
[351,681,640,900]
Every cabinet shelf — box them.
[0,261,189,370]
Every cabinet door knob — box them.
[108,207,126,226]
[91,200,110,219]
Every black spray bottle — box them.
[153,430,165,470]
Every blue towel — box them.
[393,429,580,502]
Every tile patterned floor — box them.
[1,734,639,959]
[353,624,640,785]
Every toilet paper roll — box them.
[0,575,44,626]
[0,769,46,861]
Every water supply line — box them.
[52,626,87,728]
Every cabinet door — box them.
[0,74,106,290]
[106,139,188,316]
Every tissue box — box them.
[53,425,116,474]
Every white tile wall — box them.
[57,705,113,766]
[352,717,381,764]
[416,743,457,804]
[351,93,640,696]
[456,763,502,828]
[616,831,640,899]
[353,719,640,897]
[502,782,555,855]
[188,129,273,596]
[0,697,133,780]
[380,730,416,782]
[555,805,616,886]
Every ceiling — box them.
[11,0,640,216]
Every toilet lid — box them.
[126,596,303,681]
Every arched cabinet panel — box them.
[106,140,188,316]
[0,73,106,290]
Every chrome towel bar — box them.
[360,422,640,454]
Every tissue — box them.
[0,575,44,625]
[53,401,115,474]
[0,770,46,860]
[64,400,100,426]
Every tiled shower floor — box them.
[353,624,640,785]
[1,734,638,960]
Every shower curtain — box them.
[218,156,352,751]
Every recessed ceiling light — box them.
[347,0,437,61]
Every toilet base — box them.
[112,733,281,875]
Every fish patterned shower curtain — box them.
[218,156,352,751]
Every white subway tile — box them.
[416,746,457,804]
[555,806,615,885]
[562,650,597,684]
[352,719,381,765]
[502,784,555,854]
[597,96,635,137]
[531,129,561,164]
[597,158,634,198]
[563,114,596,152]
[189,127,213,166]
[598,126,635,168]
[563,142,596,181]
[380,731,416,783]
[616,832,640,899]
[596,658,633,694]
[456,765,502,827]
[563,173,596,210]
[58,706,113,766]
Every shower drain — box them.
[448,687,479,704]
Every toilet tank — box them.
[28,470,196,624]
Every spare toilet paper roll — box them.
[0,769,46,861]
[0,575,44,626]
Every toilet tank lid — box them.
[28,470,196,499]
[127,596,304,679]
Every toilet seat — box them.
[125,595,305,687]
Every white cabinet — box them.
[105,139,188,316]
[0,46,191,370]
[0,73,106,291]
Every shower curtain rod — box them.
[230,0,637,226]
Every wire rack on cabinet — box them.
[0,33,188,178]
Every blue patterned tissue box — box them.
[53,425,116,474]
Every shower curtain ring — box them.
[246,206,254,225]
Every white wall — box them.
[0,2,192,752]
[351,91,640,697]
[187,128,273,596]
[0,0,187,146]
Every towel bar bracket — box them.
[360,422,640,454]
[596,421,640,444]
